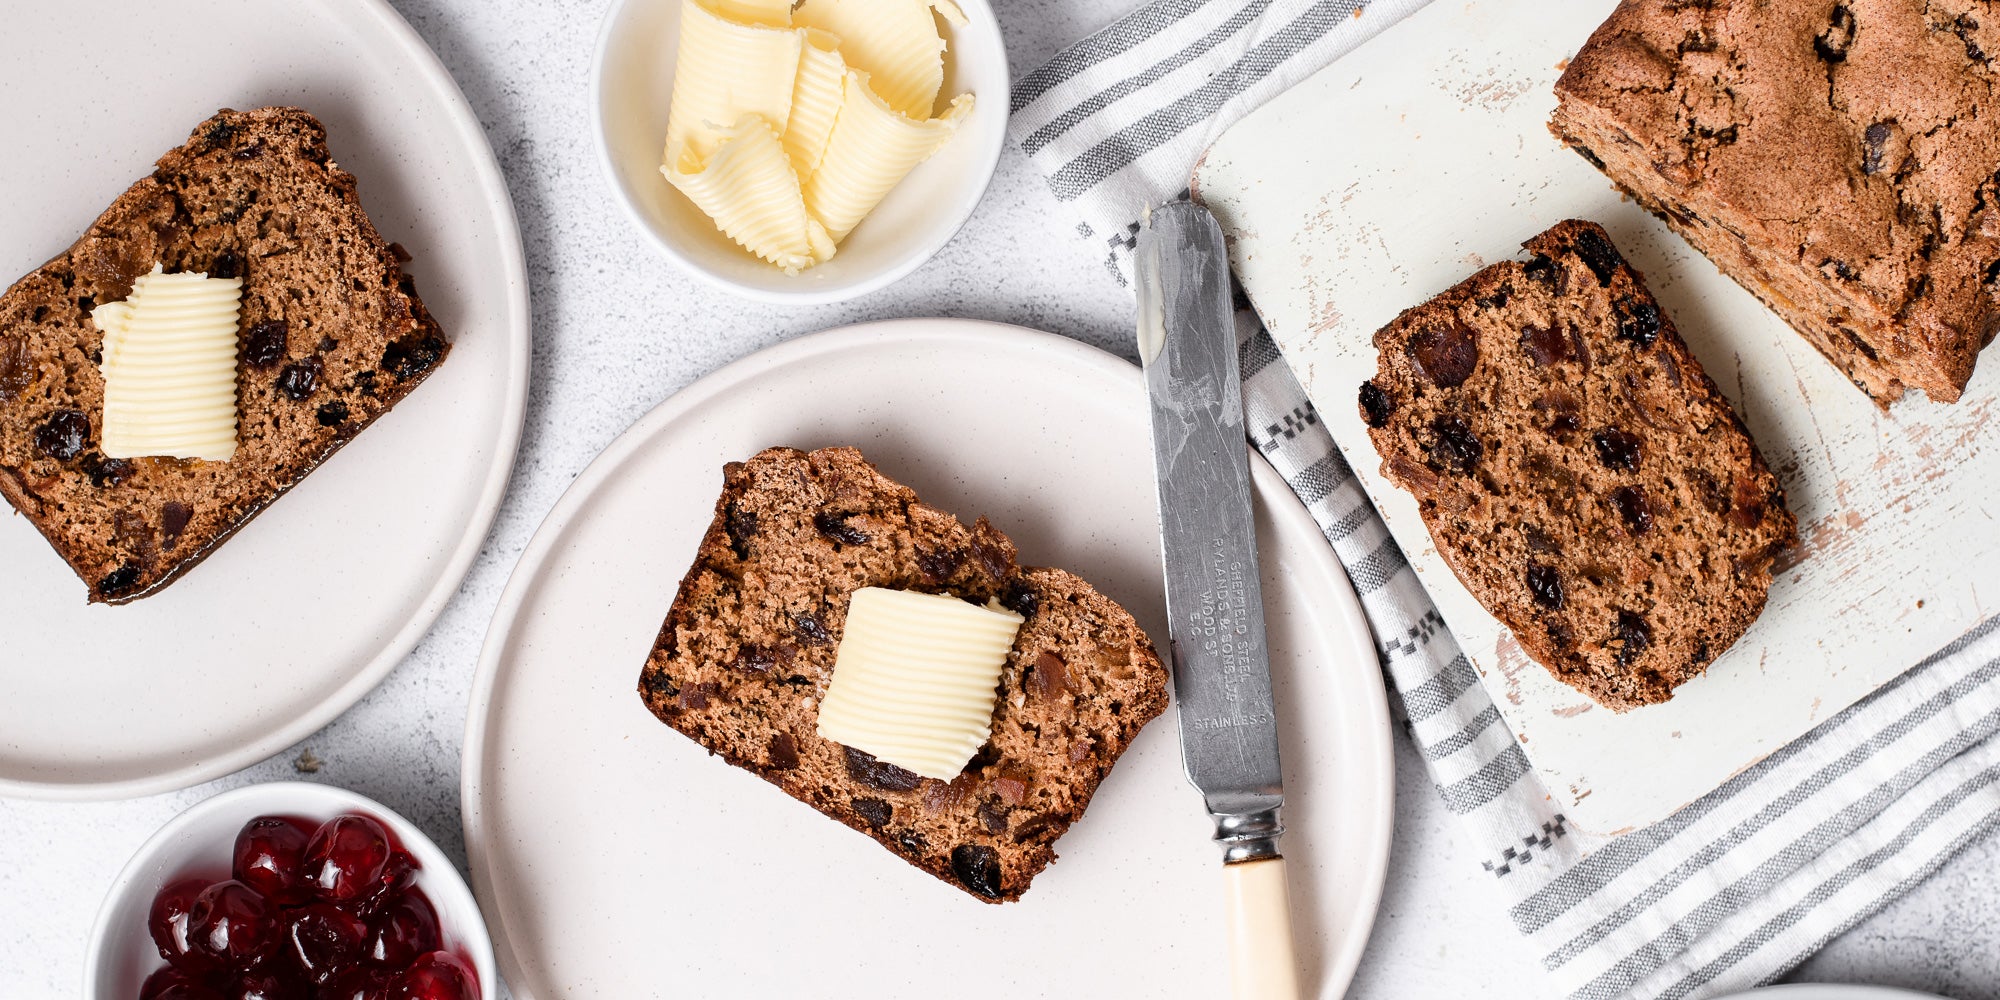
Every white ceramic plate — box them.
[1713,987,1949,1000]
[461,319,1395,998]
[0,0,528,798]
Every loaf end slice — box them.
[1359,220,1797,710]
[0,107,450,603]
[637,446,1169,902]
[1550,0,2000,404]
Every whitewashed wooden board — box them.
[1192,0,2000,833]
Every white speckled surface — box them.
[2,1,1995,997]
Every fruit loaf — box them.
[1550,0,2000,404]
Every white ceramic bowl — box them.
[85,782,497,999]
[591,0,1010,303]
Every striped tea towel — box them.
[1009,2,2000,997]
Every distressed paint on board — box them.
[1192,0,2000,832]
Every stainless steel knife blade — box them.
[1136,202,1286,864]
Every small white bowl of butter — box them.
[592,0,1009,304]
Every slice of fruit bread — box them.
[638,446,1169,901]
[0,107,448,602]
[1358,220,1796,710]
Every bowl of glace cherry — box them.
[86,782,495,1000]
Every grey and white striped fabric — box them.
[1011,2,2000,996]
[1014,0,1431,281]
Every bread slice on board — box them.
[0,107,449,603]
[638,446,1170,902]
[1359,220,1796,711]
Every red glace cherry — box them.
[393,951,477,1000]
[139,965,222,1000]
[284,902,369,986]
[186,880,280,971]
[366,890,440,968]
[148,877,216,971]
[302,815,390,904]
[231,816,313,905]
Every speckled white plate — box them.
[460,320,1395,998]
[0,0,528,798]
[1713,986,1949,1000]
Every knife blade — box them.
[1137,202,1300,1000]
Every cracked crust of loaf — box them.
[637,447,1169,902]
[1550,0,2000,405]
[1359,221,1797,711]
[0,107,449,603]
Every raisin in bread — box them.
[1358,220,1797,710]
[0,107,448,602]
[1551,0,2000,405]
[637,446,1169,902]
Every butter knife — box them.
[1136,201,1301,1000]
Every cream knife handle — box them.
[1224,855,1302,1000]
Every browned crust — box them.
[1361,221,1797,710]
[636,447,1170,902]
[0,107,449,603]
[1550,0,2000,405]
